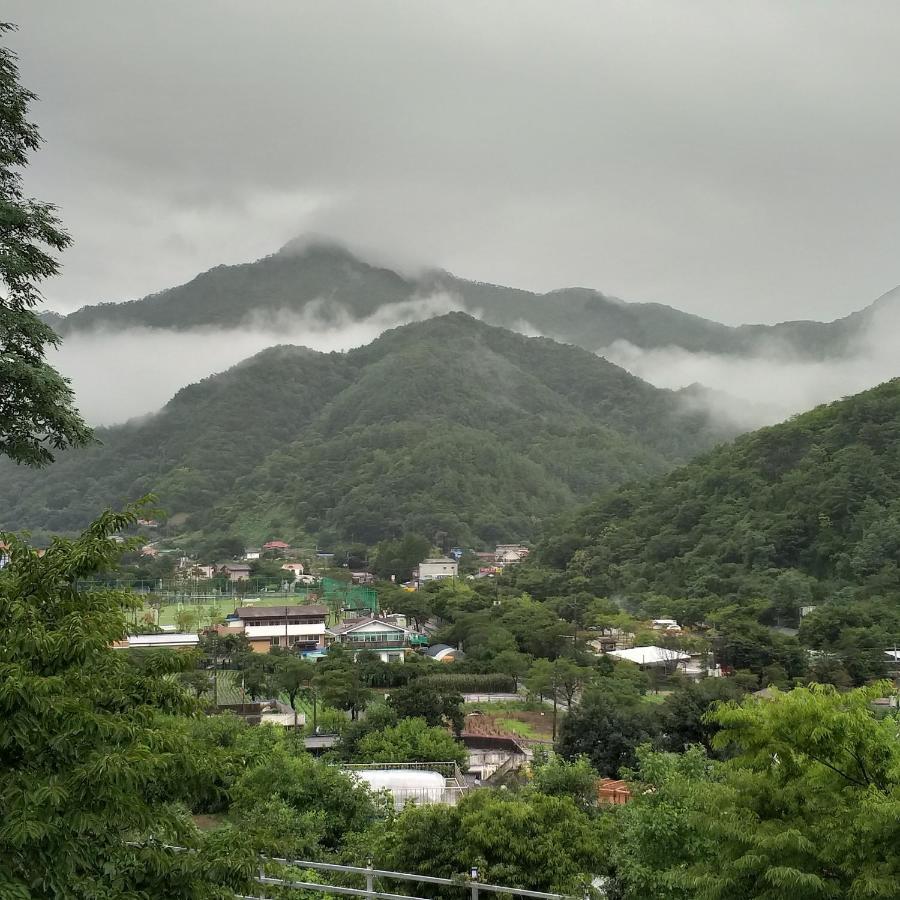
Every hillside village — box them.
[5,7,900,895]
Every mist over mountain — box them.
[44,239,900,430]
[0,314,734,547]
[49,238,896,357]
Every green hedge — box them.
[417,672,516,693]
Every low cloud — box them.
[50,293,465,425]
[600,303,900,430]
[48,293,900,432]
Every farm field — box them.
[463,700,555,742]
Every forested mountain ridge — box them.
[46,238,898,360]
[0,314,733,547]
[539,377,900,601]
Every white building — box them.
[347,769,450,808]
[114,633,200,650]
[328,616,428,662]
[232,604,328,652]
[416,557,458,583]
[607,645,690,673]
[495,544,530,565]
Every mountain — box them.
[0,314,734,548]
[538,378,900,600]
[47,238,898,360]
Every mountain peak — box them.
[276,234,362,262]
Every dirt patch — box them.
[464,710,554,741]
[192,813,225,831]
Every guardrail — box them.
[133,843,574,900]
[255,858,571,899]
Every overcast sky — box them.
[8,1,900,324]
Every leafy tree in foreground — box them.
[0,22,91,466]
[611,684,900,899]
[609,745,720,900]
[0,507,254,897]
[230,743,380,853]
[371,788,605,894]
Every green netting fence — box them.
[319,578,379,620]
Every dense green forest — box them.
[45,239,896,360]
[539,377,900,602]
[0,314,734,547]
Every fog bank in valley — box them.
[50,294,465,426]
[601,304,900,430]
[50,295,900,433]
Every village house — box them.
[219,562,251,582]
[230,604,329,653]
[415,556,458,584]
[262,540,290,556]
[243,548,261,561]
[281,562,305,579]
[327,616,429,662]
[495,544,529,565]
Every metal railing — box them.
[341,761,465,779]
[135,844,573,900]
[254,856,571,900]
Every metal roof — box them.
[124,633,200,648]
[329,616,411,635]
[607,646,690,665]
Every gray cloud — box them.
[6,1,900,324]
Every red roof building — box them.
[263,540,290,551]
